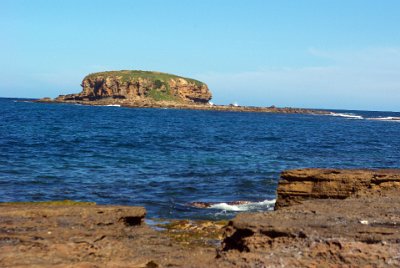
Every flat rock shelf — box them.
[1,169,400,267]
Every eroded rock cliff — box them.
[220,168,400,267]
[55,70,212,104]
[275,168,400,209]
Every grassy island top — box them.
[84,70,206,86]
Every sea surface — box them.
[1,98,400,219]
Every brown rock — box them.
[36,70,330,115]
[2,169,400,267]
[0,203,230,267]
[220,169,400,267]
[275,168,400,209]
[55,70,212,104]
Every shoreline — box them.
[1,168,399,267]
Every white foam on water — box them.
[329,112,400,123]
[208,199,276,212]
[367,116,400,122]
[105,104,121,107]
[329,112,364,120]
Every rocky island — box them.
[1,168,399,267]
[51,70,212,104]
[38,70,327,115]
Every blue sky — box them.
[1,0,400,111]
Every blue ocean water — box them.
[1,98,399,219]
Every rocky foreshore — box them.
[37,97,328,115]
[1,169,399,267]
[221,169,400,267]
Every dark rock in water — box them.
[275,168,400,209]
[220,168,400,267]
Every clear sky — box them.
[1,0,400,111]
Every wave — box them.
[329,112,364,120]
[367,117,400,122]
[190,199,276,212]
[14,100,33,103]
[104,104,121,107]
[329,112,400,123]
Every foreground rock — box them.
[275,168,400,209]
[221,169,400,267]
[2,169,399,267]
[0,203,225,267]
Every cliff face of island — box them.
[55,70,212,104]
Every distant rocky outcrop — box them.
[55,70,212,104]
[37,70,331,115]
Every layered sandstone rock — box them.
[55,70,212,104]
[275,168,400,209]
[220,168,400,267]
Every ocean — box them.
[1,98,399,219]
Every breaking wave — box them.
[367,117,400,122]
[206,199,276,212]
[329,112,400,122]
[105,104,121,107]
[329,112,364,120]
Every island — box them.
[38,70,328,115]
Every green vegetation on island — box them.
[84,70,205,87]
[81,70,209,103]
[146,88,180,102]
